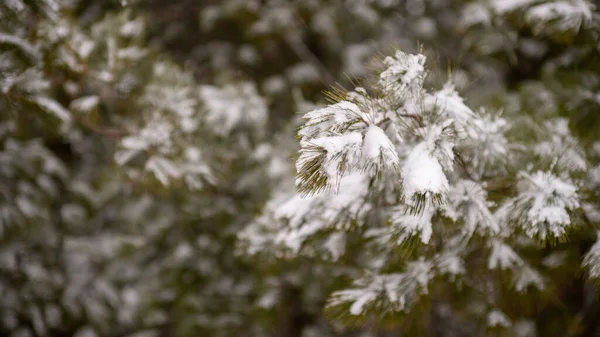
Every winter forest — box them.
[1,0,600,336]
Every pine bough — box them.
[241,50,599,328]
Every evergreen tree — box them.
[1,0,600,337]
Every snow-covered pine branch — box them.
[244,48,594,323]
[295,50,475,213]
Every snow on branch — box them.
[240,173,371,257]
[445,180,499,238]
[534,118,587,172]
[29,95,72,124]
[488,240,545,292]
[526,0,594,35]
[295,50,476,206]
[200,82,267,136]
[424,82,475,132]
[402,141,449,212]
[502,171,580,241]
[327,258,433,315]
[0,32,41,62]
[583,232,600,280]
[115,60,216,188]
[378,51,427,96]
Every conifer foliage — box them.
[2,0,600,337]
[243,47,600,334]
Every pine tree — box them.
[2,0,600,337]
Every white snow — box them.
[513,266,544,292]
[425,82,475,130]
[262,75,287,94]
[199,82,267,136]
[488,240,523,270]
[519,171,579,239]
[69,95,99,113]
[534,119,587,172]
[379,51,427,93]
[487,310,512,328]
[299,132,363,187]
[323,232,346,261]
[145,156,181,186]
[391,204,435,244]
[362,124,400,172]
[461,3,491,27]
[583,232,600,279]
[120,113,174,154]
[588,165,600,187]
[0,32,40,62]
[491,0,537,14]
[286,62,320,84]
[258,173,370,255]
[402,141,449,201]
[446,180,499,236]
[467,113,510,176]
[329,259,432,315]
[436,252,465,277]
[526,0,594,34]
[30,96,72,123]
[299,100,364,140]
[311,132,363,159]
[419,121,456,171]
